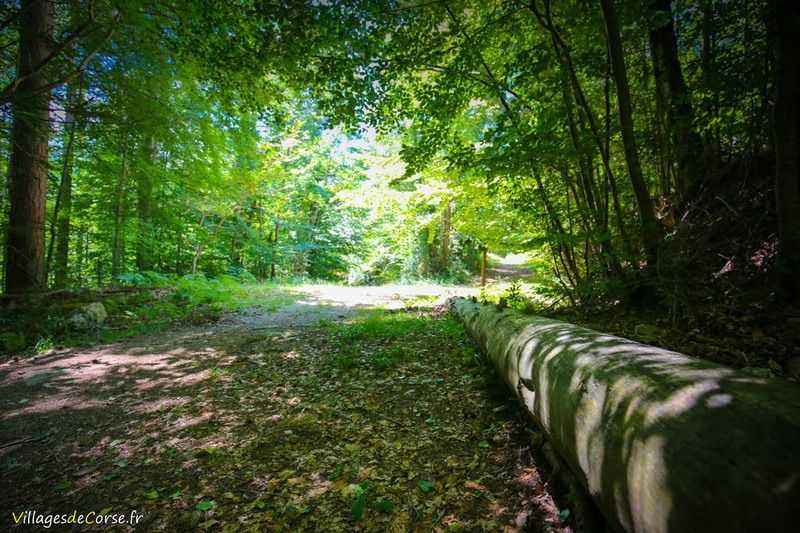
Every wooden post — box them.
[480,246,487,287]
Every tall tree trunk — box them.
[136,135,155,271]
[4,0,52,293]
[46,80,82,288]
[111,145,128,279]
[270,221,279,279]
[648,0,705,202]
[530,1,638,272]
[480,245,487,287]
[600,0,661,270]
[771,0,800,301]
[700,0,720,156]
[439,201,452,270]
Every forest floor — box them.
[0,283,575,532]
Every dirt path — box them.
[483,255,535,284]
[0,285,571,532]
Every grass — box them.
[323,310,481,371]
[476,280,560,314]
[0,275,300,356]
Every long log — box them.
[449,297,800,533]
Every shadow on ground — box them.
[0,285,571,531]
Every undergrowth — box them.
[324,311,481,371]
[0,274,298,357]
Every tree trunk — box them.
[450,297,800,533]
[600,0,661,269]
[111,146,128,279]
[4,0,53,293]
[480,246,487,287]
[136,135,155,271]
[47,80,82,289]
[191,211,230,275]
[771,0,800,301]
[648,0,705,202]
[439,202,452,270]
[270,221,279,279]
[530,0,639,272]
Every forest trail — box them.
[0,285,571,531]
[483,255,536,284]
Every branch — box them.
[27,18,117,98]
[0,8,117,102]
[441,2,532,114]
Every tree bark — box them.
[771,0,800,301]
[648,0,705,202]
[600,0,661,269]
[439,201,451,271]
[136,135,155,271]
[4,0,53,293]
[450,297,800,533]
[270,221,279,279]
[480,246,487,287]
[111,145,128,279]
[47,79,82,288]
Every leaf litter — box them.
[0,293,574,532]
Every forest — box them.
[1,0,798,531]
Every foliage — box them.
[0,0,788,307]
[0,278,299,355]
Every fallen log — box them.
[449,297,800,533]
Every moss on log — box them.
[449,297,800,533]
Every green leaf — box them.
[256,500,266,510]
[109,439,122,447]
[478,440,490,448]
[424,417,435,425]
[143,490,159,500]
[350,494,366,519]
[559,509,571,520]
[195,500,214,511]
[112,459,127,467]
[169,490,183,499]
[417,479,432,492]
[375,498,395,512]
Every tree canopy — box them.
[0,0,796,303]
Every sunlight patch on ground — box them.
[490,252,533,266]
[293,283,477,309]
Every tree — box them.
[5,0,53,293]
[771,0,800,301]
[647,0,705,202]
[600,0,661,270]
[47,78,83,288]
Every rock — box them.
[787,357,800,381]
[66,302,107,329]
[634,323,660,339]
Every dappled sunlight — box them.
[1,289,576,531]
[626,436,670,533]
[453,298,800,533]
[573,377,607,495]
[6,393,108,417]
[294,283,475,309]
